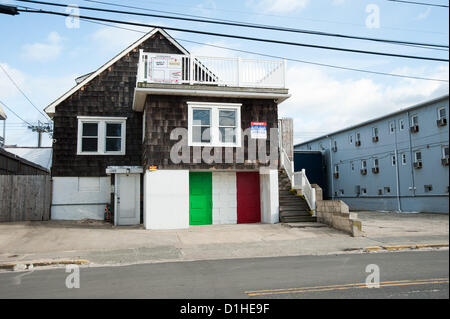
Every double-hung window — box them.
[188,102,241,147]
[77,116,126,155]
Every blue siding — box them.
[294,96,449,213]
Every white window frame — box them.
[411,114,419,127]
[399,119,405,131]
[187,102,242,147]
[438,107,446,120]
[77,116,127,155]
[355,132,361,143]
[361,160,367,169]
[391,155,396,166]
[349,135,353,144]
[372,127,378,138]
[389,121,395,134]
[350,161,355,171]
[401,153,407,165]
[334,164,339,174]
[414,150,422,163]
[374,158,379,168]
[442,145,449,159]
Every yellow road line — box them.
[245,278,449,296]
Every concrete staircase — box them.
[278,169,317,223]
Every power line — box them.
[0,64,49,120]
[17,8,450,62]
[386,0,449,8]
[0,99,33,126]
[81,18,449,83]
[16,0,449,50]
[84,0,448,36]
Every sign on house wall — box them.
[148,54,183,84]
[251,122,267,139]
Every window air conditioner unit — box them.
[360,168,367,175]
[410,125,419,133]
[442,157,449,166]
[372,167,379,174]
[372,136,379,143]
[355,140,361,146]
[413,161,423,169]
[437,118,447,127]
[334,172,339,179]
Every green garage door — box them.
[189,172,212,225]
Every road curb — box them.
[0,259,89,271]
[364,243,448,253]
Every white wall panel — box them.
[212,172,237,224]
[144,170,189,229]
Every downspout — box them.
[328,136,334,200]
[393,121,402,212]
[407,111,416,197]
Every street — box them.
[0,250,448,299]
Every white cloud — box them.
[247,0,309,13]
[0,63,26,100]
[280,64,449,144]
[21,32,64,62]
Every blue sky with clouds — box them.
[0,0,448,147]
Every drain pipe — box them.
[393,123,402,212]
[328,135,334,200]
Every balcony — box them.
[133,51,289,111]
[137,51,286,88]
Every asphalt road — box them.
[0,250,448,299]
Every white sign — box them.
[148,54,183,84]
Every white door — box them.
[115,174,140,225]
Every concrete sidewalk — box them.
[0,211,448,269]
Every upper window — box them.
[188,102,241,147]
[438,107,446,120]
[391,155,396,166]
[414,151,422,162]
[411,114,419,126]
[401,153,407,165]
[77,116,126,155]
[443,145,449,159]
[389,121,395,134]
[372,127,378,138]
[399,119,405,131]
[349,135,353,144]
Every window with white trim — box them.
[389,121,395,134]
[350,161,355,171]
[414,151,422,162]
[188,102,241,147]
[391,155,396,166]
[372,127,378,138]
[438,107,446,120]
[77,116,126,155]
[349,135,353,144]
[399,119,405,131]
[374,158,379,168]
[401,153,407,165]
[411,114,419,126]
[334,164,339,174]
[361,160,367,169]
[443,145,449,159]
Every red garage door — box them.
[237,172,261,224]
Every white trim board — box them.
[44,28,189,117]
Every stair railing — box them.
[293,169,316,215]
[280,147,295,188]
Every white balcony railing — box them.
[137,51,286,89]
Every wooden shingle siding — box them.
[142,95,278,170]
[52,32,184,177]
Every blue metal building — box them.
[294,95,449,213]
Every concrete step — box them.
[279,201,310,207]
[280,216,317,223]
[282,222,327,228]
[280,210,312,217]
[279,191,295,196]
[280,206,311,212]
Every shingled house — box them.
[44,28,291,229]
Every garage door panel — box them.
[189,172,212,225]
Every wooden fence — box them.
[0,175,51,222]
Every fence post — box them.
[189,55,194,85]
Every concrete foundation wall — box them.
[51,176,111,220]
[316,200,363,237]
[338,196,449,213]
[144,170,189,230]
[260,169,279,224]
[212,172,237,224]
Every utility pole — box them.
[28,121,52,147]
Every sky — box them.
[0,0,448,147]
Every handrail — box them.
[137,52,286,88]
[293,169,316,215]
